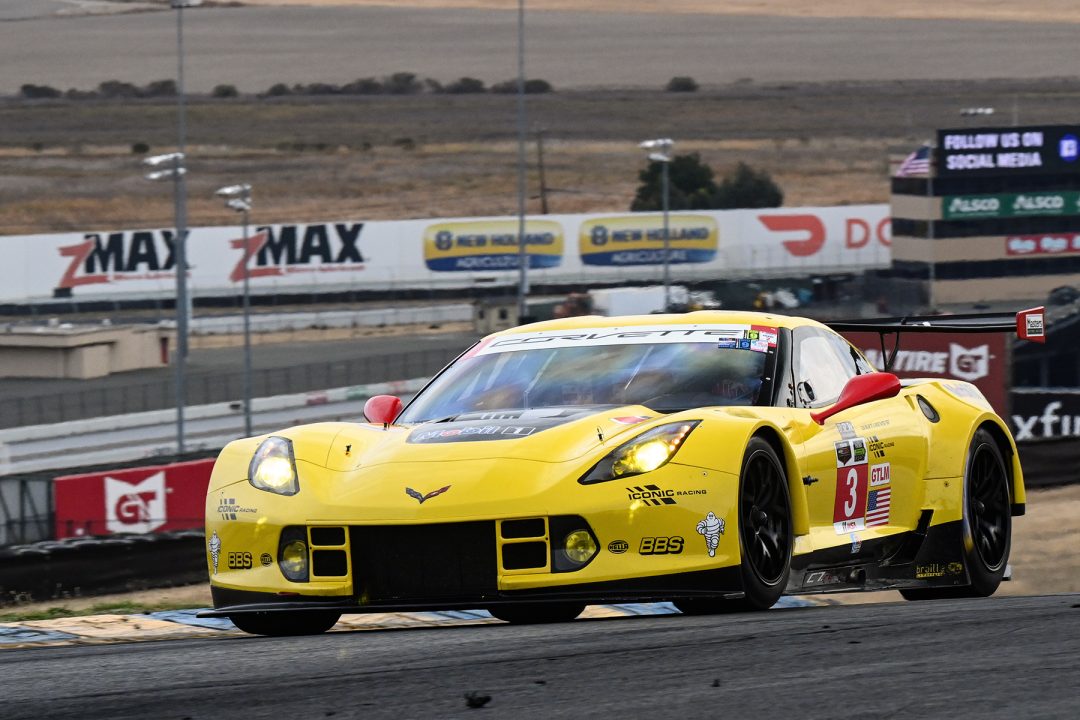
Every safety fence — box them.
[0,347,459,429]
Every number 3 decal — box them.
[833,464,869,525]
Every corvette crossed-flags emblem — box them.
[405,485,451,504]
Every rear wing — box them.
[828,306,1045,371]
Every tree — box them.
[712,162,783,209]
[630,155,783,211]
[630,153,719,211]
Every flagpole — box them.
[927,141,936,313]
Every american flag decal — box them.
[865,488,891,527]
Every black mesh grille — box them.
[502,541,547,570]
[351,522,497,604]
[312,549,348,577]
[311,527,346,546]
[501,518,546,539]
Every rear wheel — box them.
[488,603,585,624]
[229,611,341,636]
[901,427,1011,601]
[674,436,792,615]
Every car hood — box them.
[287,405,666,472]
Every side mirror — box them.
[363,395,403,425]
[810,373,901,425]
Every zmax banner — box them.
[0,205,890,304]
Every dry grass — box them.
[234,0,1080,24]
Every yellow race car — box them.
[200,309,1043,636]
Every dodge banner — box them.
[53,458,214,539]
[0,205,890,304]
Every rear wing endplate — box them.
[828,306,1045,371]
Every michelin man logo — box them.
[209,530,222,575]
[696,511,726,557]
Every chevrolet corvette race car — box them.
[201,308,1044,636]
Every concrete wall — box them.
[0,325,172,379]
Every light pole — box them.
[144,151,188,453]
[640,138,674,310]
[216,183,253,437]
[515,0,529,323]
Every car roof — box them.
[490,310,830,337]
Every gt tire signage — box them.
[53,458,214,539]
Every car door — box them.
[791,327,929,557]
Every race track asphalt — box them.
[3,594,1077,719]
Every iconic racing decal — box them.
[626,485,707,506]
[208,531,221,575]
[836,421,857,440]
[260,553,273,567]
[870,463,891,487]
[578,214,718,266]
[607,540,629,554]
[915,562,964,579]
[423,219,563,272]
[480,325,762,355]
[405,485,451,504]
[867,435,894,460]
[627,484,675,506]
[696,512,725,557]
[228,551,253,570]
[407,408,593,444]
[217,494,257,521]
[639,536,684,555]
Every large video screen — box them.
[937,125,1080,177]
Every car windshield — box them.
[399,325,774,423]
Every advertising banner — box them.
[53,458,214,539]
[842,331,1008,416]
[937,125,1080,177]
[1010,390,1080,441]
[1006,234,1080,256]
[942,191,1080,220]
[0,204,890,304]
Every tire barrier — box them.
[0,530,206,606]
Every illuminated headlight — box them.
[579,421,700,484]
[248,436,300,495]
[563,530,598,564]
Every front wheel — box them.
[675,436,792,615]
[902,427,1011,601]
[229,611,341,636]
[488,603,585,624]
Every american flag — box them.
[865,488,891,527]
[896,145,930,177]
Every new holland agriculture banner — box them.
[0,205,890,303]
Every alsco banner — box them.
[942,191,1080,220]
[422,219,563,271]
[578,214,718,266]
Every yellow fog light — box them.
[280,539,308,581]
[563,530,598,565]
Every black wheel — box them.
[488,603,585,624]
[901,427,1011,601]
[675,436,792,614]
[229,611,341,636]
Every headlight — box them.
[248,436,300,495]
[579,421,700,484]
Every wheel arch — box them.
[974,416,1026,515]
[750,424,810,537]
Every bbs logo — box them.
[228,551,253,570]
[639,536,684,555]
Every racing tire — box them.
[487,603,585,624]
[674,436,793,615]
[228,611,341,637]
[901,427,1011,601]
